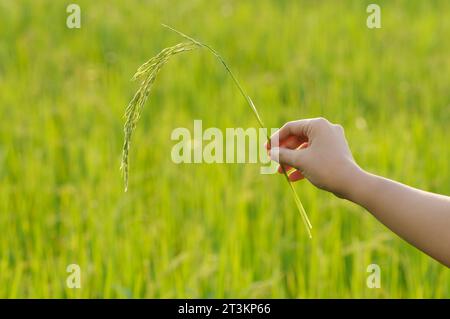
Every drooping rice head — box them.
[121,42,199,191]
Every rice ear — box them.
[120,42,200,192]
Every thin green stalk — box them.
[161,25,266,130]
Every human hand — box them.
[266,118,362,198]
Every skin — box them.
[266,117,450,267]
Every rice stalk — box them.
[121,25,312,237]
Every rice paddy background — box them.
[0,0,448,298]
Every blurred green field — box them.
[0,0,449,298]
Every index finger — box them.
[267,119,314,149]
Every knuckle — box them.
[281,120,296,133]
[334,123,344,132]
[285,120,296,128]
[314,117,329,127]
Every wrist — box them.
[339,164,373,204]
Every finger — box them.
[278,165,295,174]
[267,134,304,150]
[288,170,305,182]
[269,119,314,149]
[282,135,305,149]
[277,141,309,173]
[271,136,304,166]
[278,164,292,174]
[267,136,305,172]
[270,147,308,169]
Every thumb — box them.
[270,147,307,170]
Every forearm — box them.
[270,118,450,266]
[345,168,450,267]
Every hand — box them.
[266,117,362,198]
[267,118,450,266]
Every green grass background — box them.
[0,0,448,298]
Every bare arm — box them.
[267,118,450,267]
